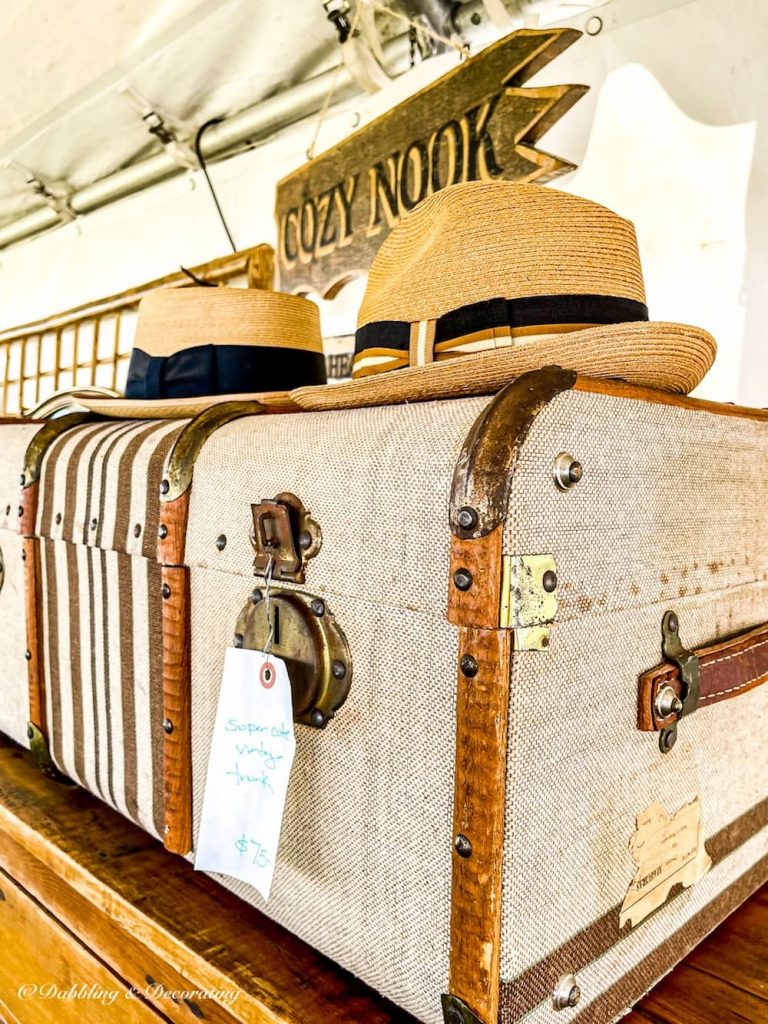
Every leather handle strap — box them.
[639,620,768,732]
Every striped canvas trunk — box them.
[3,370,768,1024]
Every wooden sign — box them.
[275,27,587,296]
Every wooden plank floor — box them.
[0,735,765,1023]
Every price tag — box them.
[194,648,296,901]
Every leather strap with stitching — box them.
[639,621,768,731]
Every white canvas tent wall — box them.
[0,0,765,407]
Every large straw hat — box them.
[291,181,716,411]
[77,287,325,418]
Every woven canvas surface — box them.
[498,389,768,1021]
[32,419,186,836]
[0,423,43,747]
[183,401,488,1024]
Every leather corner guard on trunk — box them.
[639,616,768,733]
[444,368,575,1023]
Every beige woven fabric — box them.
[498,388,768,1019]
[32,419,185,836]
[0,423,44,747]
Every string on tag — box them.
[263,553,275,656]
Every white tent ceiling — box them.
[0,0,340,226]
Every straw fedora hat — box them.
[291,181,716,411]
[77,286,325,418]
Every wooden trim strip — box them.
[574,376,768,423]
[448,616,513,1022]
[162,564,192,855]
[23,537,46,736]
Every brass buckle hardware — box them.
[441,994,485,1024]
[250,492,321,583]
[658,610,701,754]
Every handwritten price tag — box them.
[194,648,296,901]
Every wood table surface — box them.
[0,735,764,1024]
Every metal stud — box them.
[161,582,171,600]
[17,506,23,517]
[55,512,62,525]
[158,523,168,539]
[460,654,478,678]
[659,725,678,754]
[655,685,683,719]
[454,834,472,858]
[667,612,679,634]
[134,523,142,538]
[554,453,583,491]
[24,649,31,661]
[331,660,346,680]
[453,568,473,591]
[21,548,26,562]
[163,718,174,734]
[298,530,313,550]
[251,588,263,605]
[553,974,581,1010]
[90,518,98,531]
[311,598,326,617]
[542,569,558,593]
[456,506,478,531]
[19,474,25,487]
[216,534,227,551]
[4,505,10,516]
[233,633,244,648]
[310,709,325,728]
[160,479,170,495]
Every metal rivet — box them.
[21,549,26,561]
[542,569,558,593]
[158,523,168,539]
[26,725,33,740]
[234,633,244,648]
[216,534,227,551]
[252,588,263,605]
[554,453,583,491]
[55,512,62,525]
[298,530,313,550]
[134,523,142,538]
[668,612,679,633]
[4,505,10,516]
[454,834,472,858]
[585,14,602,35]
[17,506,23,517]
[311,598,326,617]
[456,506,478,531]
[19,474,25,486]
[160,479,170,495]
[161,583,171,600]
[24,649,31,661]
[659,725,678,754]
[310,709,325,728]
[163,718,174,734]
[331,660,346,680]
[655,685,683,719]
[453,568,473,591]
[460,654,478,678]
[90,518,98,530]
[553,974,581,1010]
[470,10,481,24]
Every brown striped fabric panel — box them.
[35,419,185,838]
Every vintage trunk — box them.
[5,369,768,1024]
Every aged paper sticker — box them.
[620,798,712,928]
[195,648,296,901]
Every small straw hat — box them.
[77,287,325,418]
[291,181,716,411]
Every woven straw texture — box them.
[135,286,323,356]
[497,388,768,1021]
[292,328,716,410]
[32,419,186,836]
[357,181,646,328]
[0,423,43,747]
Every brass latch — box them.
[499,553,558,650]
[250,492,322,583]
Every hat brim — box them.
[74,390,298,419]
[291,322,716,411]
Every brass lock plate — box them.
[234,589,351,728]
[250,492,321,583]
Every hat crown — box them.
[358,181,645,329]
